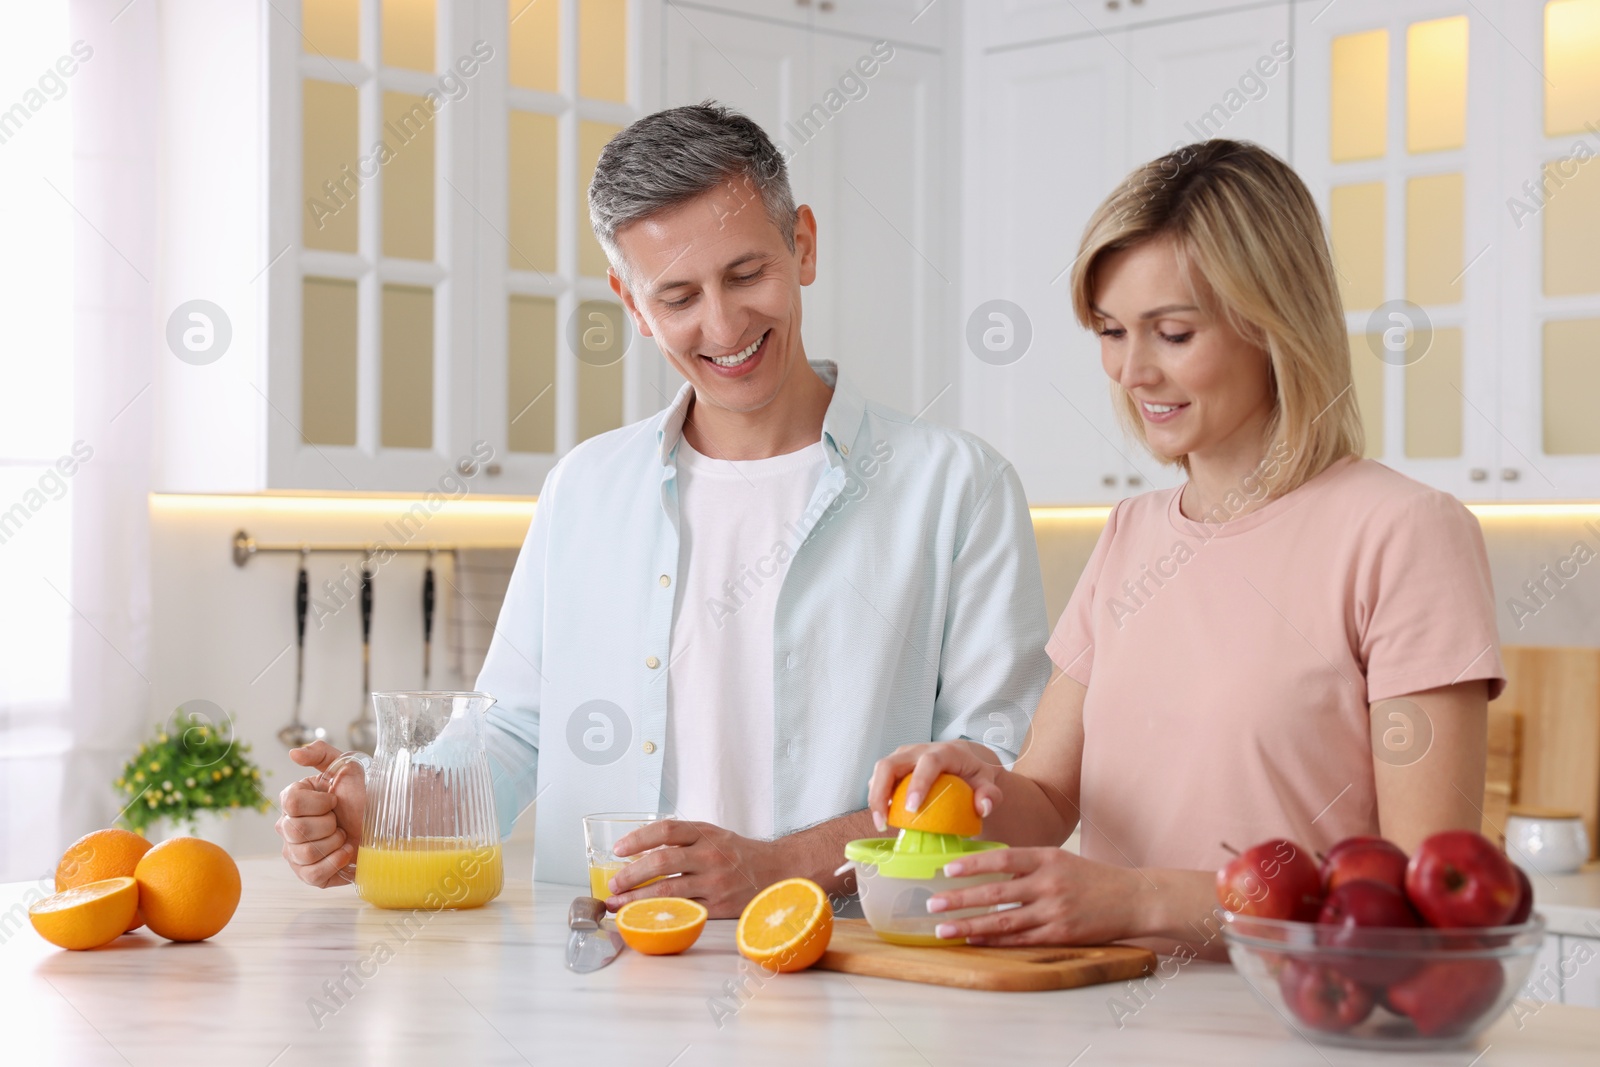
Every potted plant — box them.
[115,708,272,843]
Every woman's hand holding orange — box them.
[866,740,1006,833]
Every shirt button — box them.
[642,741,657,755]
[840,443,850,456]
[645,655,660,669]
[786,739,799,759]
[658,574,671,587]
[785,653,797,669]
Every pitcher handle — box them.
[313,749,371,885]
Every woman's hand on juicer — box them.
[276,740,366,888]
[922,847,1143,947]
[866,741,1006,833]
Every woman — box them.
[867,140,1504,956]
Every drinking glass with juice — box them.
[583,812,667,899]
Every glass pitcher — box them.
[319,691,504,910]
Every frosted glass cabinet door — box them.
[1493,0,1600,498]
[1292,0,1503,500]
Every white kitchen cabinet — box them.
[1523,929,1564,1003]
[963,2,1292,503]
[1293,0,1600,501]
[675,0,948,48]
[1489,1,1600,500]
[1123,4,1291,165]
[156,0,661,494]
[977,0,1285,51]
[1119,3,1292,497]
[661,2,954,422]
[1560,934,1600,1008]
[966,33,1132,504]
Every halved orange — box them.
[889,772,981,837]
[615,896,708,955]
[56,828,153,933]
[736,878,833,973]
[30,876,140,950]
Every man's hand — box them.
[276,740,365,888]
[603,819,785,918]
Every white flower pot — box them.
[148,809,235,848]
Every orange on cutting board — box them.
[888,772,982,837]
[55,828,154,933]
[133,837,241,942]
[29,877,140,950]
[736,878,833,973]
[615,897,708,955]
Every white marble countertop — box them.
[1533,863,1600,939]
[4,851,1599,1067]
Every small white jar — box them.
[1505,807,1591,875]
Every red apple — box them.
[1385,958,1505,1037]
[1319,879,1421,930]
[1316,879,1422,983]
[1217,839,1323,921]
[1320,837,1409,895]
[1277,958,1376,1033]
[1405,831,1520,928]
[1506,864,1533,926]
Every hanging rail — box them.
[232,529,523,568]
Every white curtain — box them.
[0,0,155,882]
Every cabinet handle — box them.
[1106,1,1121,9]
[1500,468,1520,482]
[1126,475,1143,488]
[1101,474,1117,488]
[486,462,503,476]
[1469,468,1488,482]
[818,0,834,9]
[457,459,474,476]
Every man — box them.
[276,102,1049,917]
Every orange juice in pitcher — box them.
[318,693,505,911]
[356,840,504,910]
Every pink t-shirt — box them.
[1046,457,1505,878]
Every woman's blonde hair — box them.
[1069,139,1362,496]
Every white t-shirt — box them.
[662,437,827,840]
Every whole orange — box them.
[133,837,241,942]
[55,829,153,933]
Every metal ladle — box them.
[347,553,377,754]
[278,547,329,748]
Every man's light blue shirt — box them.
[475,361,1051,886]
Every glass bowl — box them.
[1223,911,1546,1051]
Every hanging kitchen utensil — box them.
[348,555,377,753]
[422,546,436,689]
[565,896,624,973]
[278,547,327,748]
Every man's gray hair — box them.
[587,101,798,284]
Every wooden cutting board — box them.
[815,919,1155,992]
